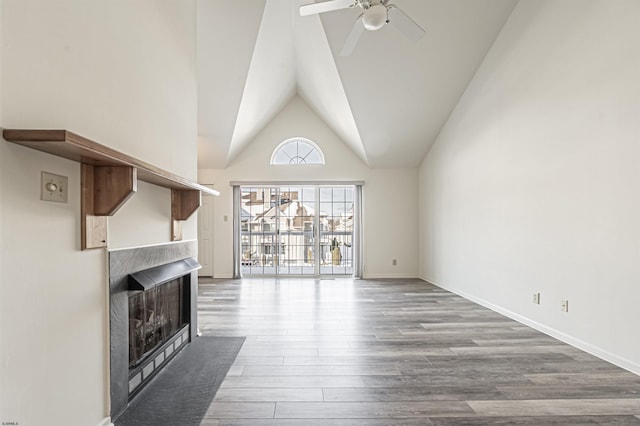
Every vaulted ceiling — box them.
[197,0,517,169]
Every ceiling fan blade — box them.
[387,4,425,42]
[340,16,365,56]
[300,0,356,17]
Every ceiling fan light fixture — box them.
[362,4,387,31]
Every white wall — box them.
[419,0,640,373]
[199,96,418,279]
[0,0,4,421]
[0,1,198,425]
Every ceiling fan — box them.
[299,0,425,56]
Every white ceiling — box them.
[197,0,518,169]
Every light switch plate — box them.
[41,171,68,203]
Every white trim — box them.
[214,273,234,279]
[270,137,325,165]
[97,417,114,426]
[229,180,365,187]
[108,239,197,252]
[420,275,640,376]
[363,274,420,279]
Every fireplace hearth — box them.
[109,241,199,421]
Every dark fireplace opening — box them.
[128,277,189,368]
[119,256,200,404]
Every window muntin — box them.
[271,138,325,165]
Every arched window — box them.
[270,138,325,165]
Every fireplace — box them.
[109,241,199,421]
[128,277,187,368]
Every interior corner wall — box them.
[419,0,640,373]
[199,96,419,279]
[0,0,5,420]
[0,1,198,425]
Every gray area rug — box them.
[115,336,245,426]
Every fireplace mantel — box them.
[3,129,219,249]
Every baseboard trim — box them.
[421,275,640,376]
[362,274,419,279]
[213,273,234,279]
[97,417,113,426]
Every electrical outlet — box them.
[532,292,540,304]
[560,300,569,312]
[392,259,397,266]
[41,171,68,203]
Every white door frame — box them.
[235,182,360,277]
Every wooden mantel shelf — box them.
[3,129,219,195]
[3,129,219,249]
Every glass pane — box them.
[332,187,344,201]
[157,279,180,342]
[299,143,313,159]
[273,150,291,164]
[271,139,324,165]
[320,186,354,275]
[319,202,332,216]
[242,187,273,275]
[345,187,354,202]
[128,278,185,368]
[319,187,332,201]
[128,292,145,366]
[240,185,352,277]
[306,150,323,164]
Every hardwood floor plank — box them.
[240,365,401,376]
[237,348,319,357]
[198,278,640,424]
[241,341,354,349]
[214,387,324,402]
[361,373,531,387]
[449,344,575,355]
[322,386,506,402]
[394,361,570,376]
[215,420,436,426]
[220,376,366,388]
[256,335,378,342]
[232,356,284,366]
[525,372,640,386]
[204,402,275,419]
[498,384,640,400]
[471,337,559,346]
[426,353,575,365]
[467,398,640,416]
[274,401,476,418]
[282,355,429,366]
[429,416,640,425]
[318,348,455,357]
[419,321,520,329]
[541,360,626,373]
[226,365,245,376]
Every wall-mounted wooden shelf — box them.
[3,129,219,249]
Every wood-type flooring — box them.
[198,278,640,425]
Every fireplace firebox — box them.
[125,257,199,398]
[128,277,188,367]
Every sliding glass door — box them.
[239,185,355,276]
[319,187,353,275]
